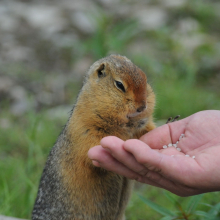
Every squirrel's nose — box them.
[137,105,146,112]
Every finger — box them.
[99,137,185,190]
[142,172,201,196]
[124,139,166,172]
[92,160,101,167]
[88,145,141,180]
[89,145,168,188]
[140,118,189,149]
[124,139,201,184]
[100,136,149,176]
[88,144,200,196]
[88,141,174,188]
[136,171,169,188]
[138,170,177,191]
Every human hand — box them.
[88,110,220,196]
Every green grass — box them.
[126,186,220,220]
[154,79,220,119]
[0,113,66,218]
[1,0,220,219]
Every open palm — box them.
[88,110,220,196]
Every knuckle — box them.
[145,171,161,182]
[135,175,145,183]
[138,168,149,176]
[136,155,147,164]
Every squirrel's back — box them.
[32,55,156,220]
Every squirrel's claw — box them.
[166,115,180,124]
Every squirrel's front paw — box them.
[166,115,180,124]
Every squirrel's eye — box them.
[115,81,125,92]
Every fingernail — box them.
[102,147,111,153]
[92,160,101,167]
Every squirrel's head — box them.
[81,54,155,123]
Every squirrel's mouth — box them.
[127,108,147,118]
[127,111,142,118]
[127,106,147,118]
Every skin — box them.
[88,110,220,197]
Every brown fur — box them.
[32,55,156,220]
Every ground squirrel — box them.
[32,54,156,220]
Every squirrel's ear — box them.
[97,64,106,78]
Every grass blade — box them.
[138,194,175,217]
[208,202,220,216]
[163,191,178,204]
[194,210,219,220]
[160,216,175,220]
[186,194,204,214]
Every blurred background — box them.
[0,0,220,219]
